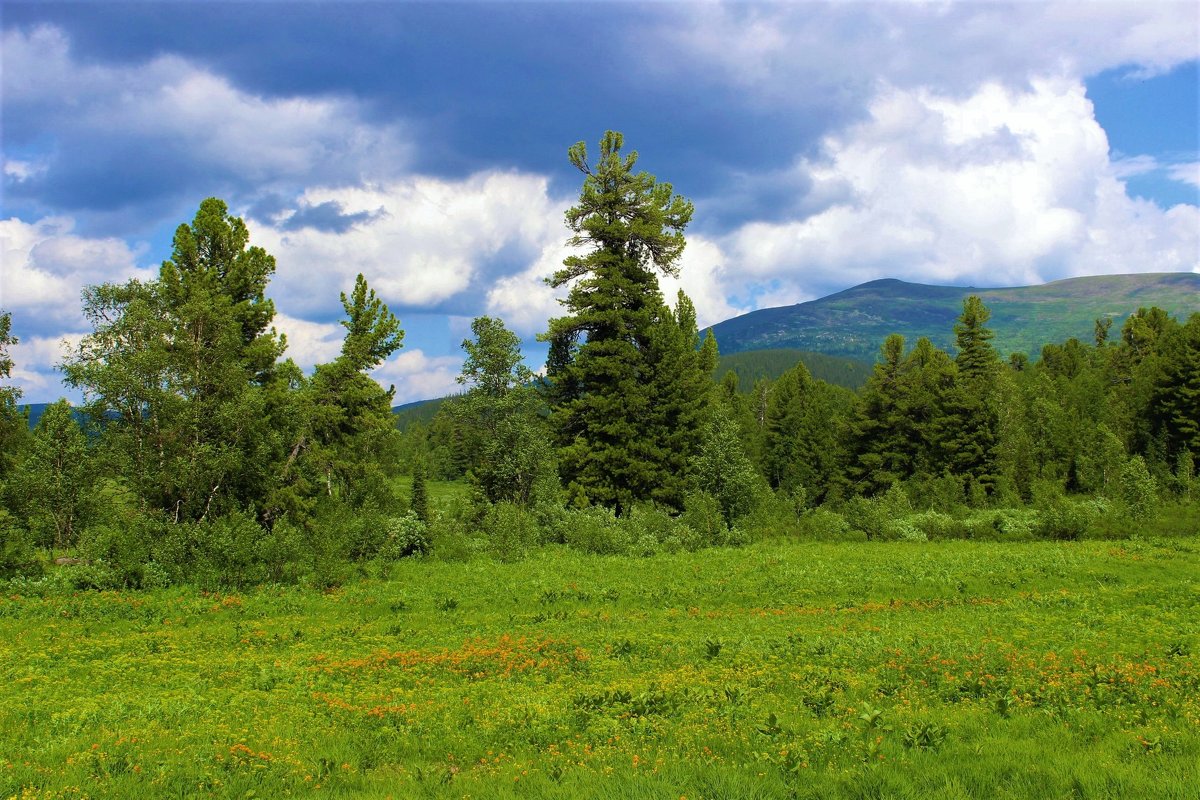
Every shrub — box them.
[426,496,485,562]
[797,507,863,541]
[0,509,42,580]
[1119,456,1159,521]
[482,502,541,561]
[842,485,912,540]
[680,492,728,548]
[561,507,631,555]
[738,490,801,539]
[907,510,964,540]
[1034,497,1093,541]
[378,513,429,561]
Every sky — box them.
[2,1,1198,404]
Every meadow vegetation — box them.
[2,536,1198,799]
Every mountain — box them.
[707,273,1200,361]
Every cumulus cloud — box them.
[2,25,410,218]
[649,3,1198,100]
[718,78,1199,297]
[0,215,153,329]
[249,172,570,320]
[372,349,462,405]
[272,314,345,370]
[7,333,85,402]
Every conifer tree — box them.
[410,461,430,523]
[762,360,839,499]
[944,296,1002,497]
[541,131,710,513]
[297,274,405,507]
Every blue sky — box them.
[2,2,1198,403]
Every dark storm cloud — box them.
[279,201,382,234]
[1,2,854,210]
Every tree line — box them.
[1,132,1197,588]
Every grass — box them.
[2,537,1198,799]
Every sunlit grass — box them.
[2,537,1198,798]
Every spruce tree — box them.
[541,131,709,513]
[945,296,1002,498]
[410,461,430,523]
[762,360,838,499]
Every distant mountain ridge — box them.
[707,273,1200,361]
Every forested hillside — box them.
[709,273,1200,360]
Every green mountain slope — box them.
[707,273,1200,361]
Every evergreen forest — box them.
[1,131,1198,588]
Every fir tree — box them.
[944,296,1002,497]
[410,461,430,524]
[541,131,709,513]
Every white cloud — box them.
[250,172,569,319]
[0,216,153,324]
[7,333,85,402]
[718,78,1199,296]
[1168,161,1200,189]
[1111,155,1160,179]
[272,314,344,370]
[650,3,1198,100]
[372,349,462,405]
[660,235,750,329]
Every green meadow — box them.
[3,537,1198,799]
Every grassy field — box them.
[2,537,1198,799]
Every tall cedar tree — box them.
[63,199,289,522]
[542,131,715,513]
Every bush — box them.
[1119,456,1159,521]
[482,502,541,561]
[680,492,729,548]
[842,485,913,540]
[77,515,161,589]
[737,490,801,539]
[378,513,429,561]
[0,509,42,580]
[426,496,486,562]
[1034,497,1093,541]
[624,505,707,554]
[797,507,863,541]
[907,510,964,540]
[561,507,631,555]
[149,510,273,590]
